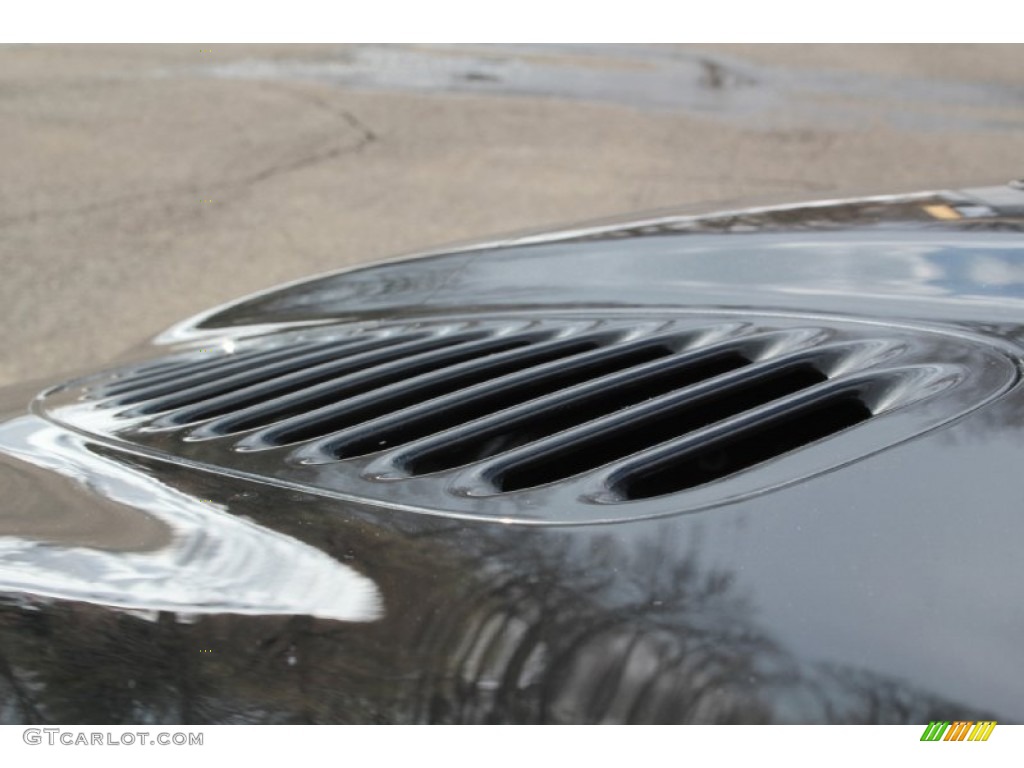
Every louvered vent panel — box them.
[37,314,1016,523]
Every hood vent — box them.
[37,313,1016,524]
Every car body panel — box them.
[1,185,1022,723]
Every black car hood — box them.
[1,185,1023,724]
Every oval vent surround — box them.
[35,312,1018,524]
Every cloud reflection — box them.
[0,416,382,622]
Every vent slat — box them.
[164,332,468,427]
[616,392,871,499]
[398,332,822,476]
[319,336,683,461]
[109,339,344,405]
[597,367,924,500]
[485,361,829,492]
[196,333,530,437]
[102,339,353,399]
[101,349,290,394]
[247,333,600,447]
[103,357,211,390]
[122,333,443,415]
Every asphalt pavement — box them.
[3,44,1024,386]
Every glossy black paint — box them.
[33,313,1019,524]
[1,186,1023,723]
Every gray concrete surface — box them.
[3,44,1024,387]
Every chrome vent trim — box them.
[37,313,1018,524]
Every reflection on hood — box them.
[0,416,383,622]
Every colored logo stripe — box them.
[920,721,996,741]
[944,721,973,741]
[969,721,997,741]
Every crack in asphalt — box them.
[0,83,378,230]
[270,83,378,145]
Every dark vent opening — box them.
[132,336,442,415]
[493,363,826,492]
[619,395,872,499]
[329,343,674,460]
[215,337,531,436]
[207,337,508,434]
[107,341,332,401]
[108,358,197,386]
[263,338,589,446]
[168,334,456,425]
[102,351,275,396]
[408,350,750,476]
